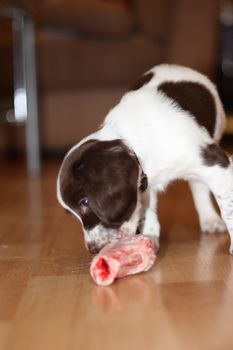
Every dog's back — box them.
[99,64,225,187]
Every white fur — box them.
[57,64,233,254]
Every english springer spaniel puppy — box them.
[57,64,233,255]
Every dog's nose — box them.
[87,242,99,254]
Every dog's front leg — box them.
[141,188,160,248]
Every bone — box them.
[90,234,157,286]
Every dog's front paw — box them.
[201,215,226,233]
[145,234,160,250]
[142,226,160,250]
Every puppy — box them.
[57,64,233,255]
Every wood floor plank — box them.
[0,159,233,350]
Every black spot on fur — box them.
[129,72,154,91]
[201,144,230,168]
[158,81,216,136]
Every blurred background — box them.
[0,0,233,174]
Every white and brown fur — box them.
[57,64,233,255]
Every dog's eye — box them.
[79,197,89,207]
[78,197,89,211]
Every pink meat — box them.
[90,234,156,286]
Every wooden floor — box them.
[1,158,233,350]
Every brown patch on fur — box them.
[158,81,216,136]
[201,144,230,168]
[129,72,154,91]
[60,139,139,229]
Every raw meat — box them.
[90,234,156,286]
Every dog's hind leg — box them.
[197,145,233,254]
[189,180,226,233]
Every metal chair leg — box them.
[11,9,40,175]
[23,17,40,176]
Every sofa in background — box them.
[0,0,219,154]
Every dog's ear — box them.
[74,140,139,227]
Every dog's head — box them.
[57,139,145,253]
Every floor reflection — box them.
[92,272,157,313]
